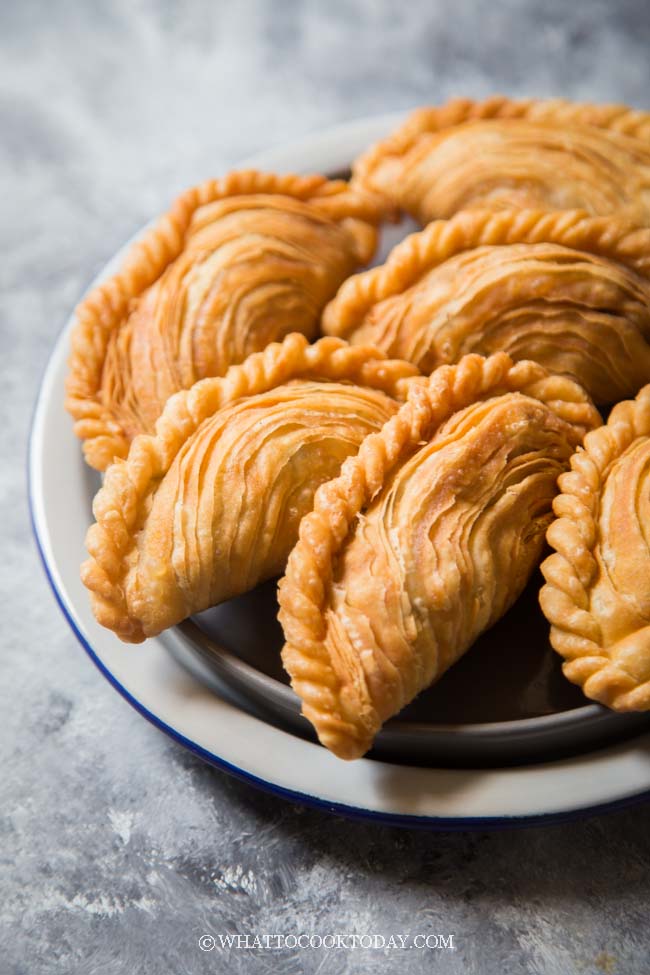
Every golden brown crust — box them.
[354,95,650,194]
[81,333,420,643]
[323,208,650,338]
[65,170,390,471]
[353,96,650,224]
[540,385,650,711]
[322,208,650,403]
[278,352,601,759]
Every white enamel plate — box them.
[29,115,650,827]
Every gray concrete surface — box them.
[2,1,650,972]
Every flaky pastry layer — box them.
[540,384,650,711]
[279,352,601,759]
[66,170,389,470]
[352,97,650,225]
[81,333,419,642]
[322,208,650,402]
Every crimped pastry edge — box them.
[81,332,420,643]
[322,208,650,338]
[540,384,650,711]
[278,351,601,760]
[352,95,650,194]
[65,169,390,471]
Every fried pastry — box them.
[66,170,388,471]
[279,353,600,759]
[540,385,650,711]
[353,96,650,225]
[81,334,419,642]
[323,208,650,403]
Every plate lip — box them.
[27,111,650,829]
[26,504,650,829]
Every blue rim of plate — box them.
[25,495,650,830]
[27,114,650,830]
[24,478,650,830]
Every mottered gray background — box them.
[3,1,650,972]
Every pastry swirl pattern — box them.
[323,208,650,402]
[279,352,600,759]
[81,333,419,642]
[66,170,388,471]
[352,97,650,226]
[69,97,650,748]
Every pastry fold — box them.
[540,385,650,711]
[279,353,601,759]
[81,334,419,642]
[323,209,650,403]
[353,96,650,226]
[66,170,388,470]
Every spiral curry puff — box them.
[65,170,389,471]
[323,208,650,404]
[352,96,650,225]
[540,385,650,712]
[81,334,420,642]
[278,352,601,759]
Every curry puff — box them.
[279,353,600,759]
[353,96,650,226]
[323,208,650,403]
[66,170,388,471]
[81,334,419,642]
[541,384,650,713]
